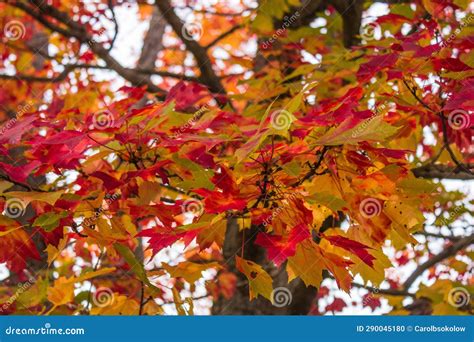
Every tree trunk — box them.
[211,218,317,315]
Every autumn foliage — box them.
[0,0,473,316]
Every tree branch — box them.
[156,0,227,96]
[11,0,167,97]
[412,164,474,180]
[205,25,243,50]
[403,234,474,290]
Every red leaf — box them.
[255,223,310,266]
[212,165,239,194]
[185,145,216,168]
[325,297,347,313]
[357,53,398,80]
[140,227,199,255]
[193,188,247,213]
[0,161,40,183]
[0,115,36,144]
[324,235,375,267]
[90,171,124,191]
[433,58,472,72]
[362,293,382,311]
[166,81,209,111]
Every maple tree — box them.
[0,0,473,316]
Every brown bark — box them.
[211,218,317,315]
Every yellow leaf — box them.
[197,217,227,249]
[235,256,273,301]
[317,115,399,146]
[137,181,162,205]
[90,295,139,315]
[47,277,74,306]
[385,294,405,308]
[422,0,437,15]
[5,191,64,206]
[162,261,221,284]
[45,245,59,266]
[0,226,22,237]
[171,288,193,315]
[350,249,391,286]
[142,299,164,315]
[17,277,48,309]
[287,240,324,288]
[384,199,422,230]
[72,267,116,284]
[120,214,137,235]
[0,181,13,194]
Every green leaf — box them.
[172,154,214,190]
[33,212,68,232]
[114,243,160,294]
[308,192,347,212]
[236,256,273,301]
[317,115,399,146]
